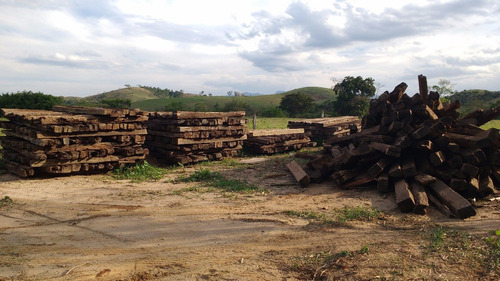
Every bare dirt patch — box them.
[1,154,499,280]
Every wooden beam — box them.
[286,160,310,188]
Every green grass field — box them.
[250,117,300,129]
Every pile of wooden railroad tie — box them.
[146,111,247,164]
[245,128,315,155]
[0,106,148,177]
[288,116,360,140]
[288,75,500,219]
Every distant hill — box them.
[448,89,500,115]
[84,87,159,103]
[131,86,336,112]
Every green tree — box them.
[0,91,63,110]
[432,79,455,96]
[279,92,314,117]
[332,76,375,116]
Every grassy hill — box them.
[132,86,336,112]
[85,87,159,103]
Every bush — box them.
[260,106,287,117]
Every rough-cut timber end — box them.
[286,160,310,188]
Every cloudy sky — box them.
[1,0,499,97]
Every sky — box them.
[0,0,499,97]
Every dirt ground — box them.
[1,154,499,281]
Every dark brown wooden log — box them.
[411,126,431,140]
[389,82,408,103]
[370,142,401,157]
[368,157,392,177]
[428,179,476,219]
[414,173,437,185]
[429,151,446,166]
[410,182,429,215]
[394,179,415,212]
[427,192,456,218]
[389,162,403,178]
[402,158,417,178]
[418,74,428,100]
[377,173,390,193]
[478,173,495,197]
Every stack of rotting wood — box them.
[0,106,149,177]
[287,116,361,141]
[146,111,247,165]
[291,75,500,219]
[245,128,315,155]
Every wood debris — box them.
[0,106,148,177]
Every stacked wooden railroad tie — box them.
[287,116,361,141]
[245,128,315,155]
[146,111,247,164]
[299,75,500,219]
[0,106,149,177]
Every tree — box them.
[332,76,376,117]
[432,79,455,96]
[279,92,314,117]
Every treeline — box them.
[0,91,63,110]
[0,91,131,110]
[138,85,184,98]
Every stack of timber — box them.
[146,111,247,164]
[300,75,500,219]
[245,128,315,155]
[287,116,360,140]
[0,106,149,177]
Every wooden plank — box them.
[248,128,304,137]
[286,160,310,188]
[428,179,476,219]
[173,111,246,119]
[394,179,415,213]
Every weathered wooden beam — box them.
[410,182,429,215]
[428,179,476,219]
[286,160,310,188]
[394,179,415,212]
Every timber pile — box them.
[146,111,247,164]
[245,128,315,155]
[0,106,149,177]
[299,75,500,219]
[287,116,360,140]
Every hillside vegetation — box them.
[449,89,500,115]
[132,86,336,113]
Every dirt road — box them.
[1,156,499,280]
